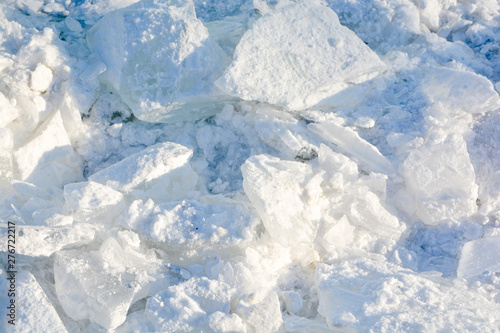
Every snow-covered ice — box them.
[1,0,500,331]
[216,1,386,110]
[87,0,231,123]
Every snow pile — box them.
[1,0,500,332]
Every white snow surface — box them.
[1,0,500,332]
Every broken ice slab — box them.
[13,111,83,189]
[310,122,394,175]
[87,0,231,123]
[0,224,95,257]
[5,271,67,333]
[216,2,385,111]
[89,142,195,194]
[241,154,318,247]
[422,67,500,115]
[403,134,478,224]
[116,198,258,265]
[63,181,124,223]
[54,250,135,330]
[457,235,500,278]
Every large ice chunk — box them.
[89,142,195,194]
[13,111,83,189]
[63,181,124,223]
[116,198,258,264]
[87,0,230,123]
[54,250,135,329]
[457,235,500,278]
[216,2,386,110]
[403,134,478,224]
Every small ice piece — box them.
[89,142,193,193]
[146,277,235,332]
[310,122,394,175]
[64,16,83,33]
[216,2,385,110]
[0,92,19,127]
[87,0,230,123]
[281,291,303,315]
[55,250,135,329]
[236,291,283,333]
[30,63,53,92]
[241,154,317,247]
[457,235,500,278]
[317,144,358,183]
[13,111,83,189]
[8,271,67,333]
[403,134,478,224]
[421,68,500,115]
[63,181,124,223]
[0,225,94,257]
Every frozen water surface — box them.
[1,0,500,331]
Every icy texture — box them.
[89,142,194,194]
[87,0,230,123]
[54,250,135,329]
[3,0,500,331]
[216,1,386,110]
[403,134,478,224]
[457,235,500,278]
[63,181,124,223]
[13,111,83,189]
